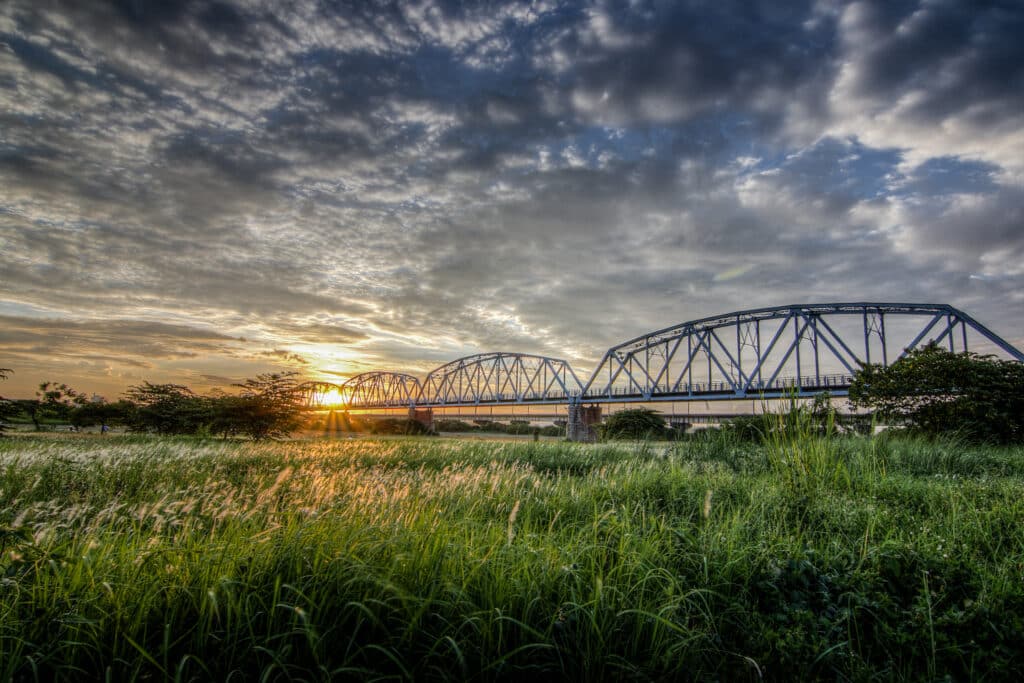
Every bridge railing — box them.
[581,373,856,399]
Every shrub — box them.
[370,418,435,435]
[434,419,477,432]
[599,408,666,440]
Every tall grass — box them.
[1,433,1023,680]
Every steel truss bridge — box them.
[298,303,1024,411]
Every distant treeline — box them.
[434,419,565,437]
[0,374,307,440]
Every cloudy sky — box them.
[1,0,1022,398]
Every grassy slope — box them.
[1,433,1023,681]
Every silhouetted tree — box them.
[225,372,305,440]
[15,399,43,431]
[123,383,206,435]
[70,399,133,430]
[0,368,14,436]
[35,381,88,428]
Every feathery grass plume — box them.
[507,499,521,545]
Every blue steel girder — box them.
[342,371,422,408]
[419,352,584,406]
[581,303,1024,400]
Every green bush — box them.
[434,419,477,432]
[370,418,435,435]
[599,408,666,440]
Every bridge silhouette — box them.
[299,303,1024,438]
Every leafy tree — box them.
[226,372,305,440]
[849,345,1024,443]
[0,368,14,436]
[600,408,666,440]
[70,400,133,430]
[123,383,206,435]
[14,399,43,431]
[35,381,88,428]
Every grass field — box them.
[2,428,1024,681]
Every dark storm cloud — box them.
[557,0,834,128]
[1,0,1023,393]
[837,0,1024,126]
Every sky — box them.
[1,0,1023,399]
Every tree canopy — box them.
[123,383,208,435]
[216,372,304,440]
[848,345,1024,444]
[0,368,14,435]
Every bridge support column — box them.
[408,407,434,432]
[567,403,601,442]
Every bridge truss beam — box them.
[302,303,1022,410]
[342,371,423,408]
[419,352,584,406]
[581,303,1024,401]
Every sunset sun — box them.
[319,387,346,408]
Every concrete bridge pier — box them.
[408,407,434,432]
[567,402,601,442]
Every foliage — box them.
[33,381,88,428]
[69,399,134,429]
[599,408,666,440]
[413,418,563,437]
[369,417,435,435]
[433,418,476,432]
[123,382,207,435]
[721,392,838,443]
[719,414,766,441]
[223,372,305,440]
[0,368,13,436]
[505,419,535,435]
[10,399,42,431]
[849,345,1024,443]
[2,434,1024,679]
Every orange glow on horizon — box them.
[321,387,346,407]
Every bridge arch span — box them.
[420,352,584,405]
[342,371,423,408]
[582,302,1024,401]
